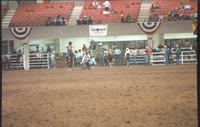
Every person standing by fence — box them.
[144,46,152,66]
[125,48,130,66]
[164,45,169,65]
[175,45,181,64]
[50,51,56,69]
[114,47,121,65]
[133,48,138,65]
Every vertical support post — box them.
[23,39,30,70]
[47,53,50,69]
[181,51,184,64]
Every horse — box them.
[65,49,75,70]
[2,54,12,70]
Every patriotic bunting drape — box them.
[9,27,32,40]
[138,22,161,35]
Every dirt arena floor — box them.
[2,64,197,127]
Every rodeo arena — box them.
[1,0,198,127]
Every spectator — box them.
[47,45,52,53]
[125,13,133,23]
[81,51,91,69]
[82,15,87,24]
[88,16,93,24]
[125,48,131,66]
[184,3,191,10]
[92,0,99,8]
[50,51,56,69]
[82,44,88,53]
[103,1,111,11]
[159,14,164,22]
[144,46,152,66]
[107,49,113,67]
[98,48,106,67]
[61,17,66,25]
[179,2,184,10]
[164,45,169,65]
[45,17,52,26]
[41,47,45,53]
[113,47,121,65]
[151,2,155,9]
[17,49,22,62]
[175,45,181,64]
[54,15,62,25]
[194,13,197,20]
[149,14,153,22]
[121,14,124,23]
[132,48,138,65]
[76,17,82,25]
[76,49,83,67]
[36,46,39,53]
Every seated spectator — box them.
[179,2,185,10]
[82,15,87,24]
[184,3,191,10]
[92,0,99,8]
[121,14,124,23]
[194,13,197,19]
[151,2,155,9]
[149,14,153,22]
[159,14,164,22]
[54,15,62,25]
[76,17,82,25]
[88,16,93,24]
[61,17,66,25]
[103,0,111,11]
[125,13,133,23]
[45,17,52,26]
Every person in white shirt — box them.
[92,0,99,7]
[103,1,111,11]
[125,48,131,66]
[81,52,96,69]
[50,51,56,69]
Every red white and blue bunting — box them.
[9,27,32,40]
[138,22,161,35]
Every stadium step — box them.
[68,6,83,25]
[2,9,16,28]
[137,1,152,22]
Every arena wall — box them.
[2,20,196,52]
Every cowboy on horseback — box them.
[65,41,74,70]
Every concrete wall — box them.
[2,21,194,41]
[2,20,196,52]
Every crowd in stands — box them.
[121,13,133,23]
[45,15,66,26]
[149,0,197,22]
[76,15,94,25]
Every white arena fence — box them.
[2,49,197,70]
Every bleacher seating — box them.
[9,2,74,27]
[151,0,197,18]
[1,4,8,17]
[80,0,141,24]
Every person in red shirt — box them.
[144,46,152,66]
[82,44,88,53]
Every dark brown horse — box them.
[65,49,74,70]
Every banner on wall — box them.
[192,21,197,35]
[138,22,161,35]
[89,25,108,36]
[9,27,32,40]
